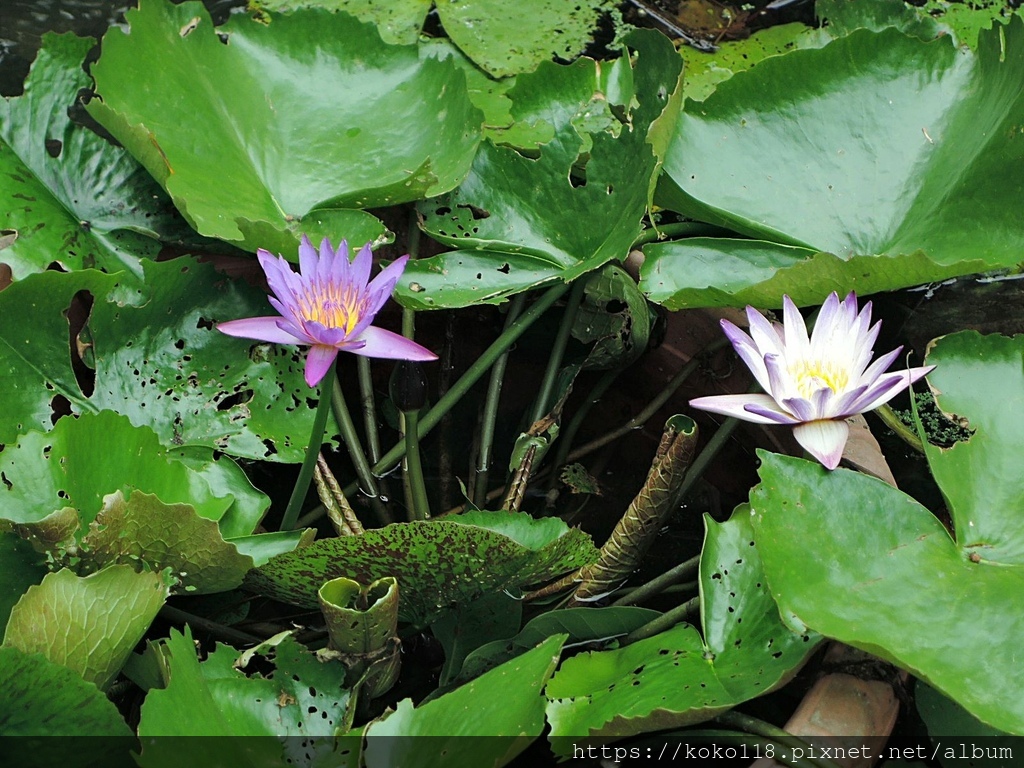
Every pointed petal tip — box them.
[217,316,304,345]
[304,345,339,387]
[792,419,849,470]
[349,325,438,361]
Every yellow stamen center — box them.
[789,359,849,399]
[298,282,361,335]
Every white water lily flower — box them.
[690,291,934,469]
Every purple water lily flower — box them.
[218,236,436,387]
[689,291,934,470]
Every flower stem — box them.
[473,293,527,506]
[629,221,738,249]
[610,552,700,607]
[529,278,586,425]
[332,377,390,525]
[874,402,925,453]
[357,357,382,464]
[403,408,430,520]
[622,596,700,644]
[281,363,337,530]
[365,283,571,485]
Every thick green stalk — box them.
[281,364,337,530]
[630,221,738,249]
[622,595,700,644]
[403,409,430,520]
[529,278,586,425]
[473,294,527,505]
[357,357,382,464]
[875,402,925,453]
[332,378,389,524]
[610,552,700,607]
[356,283,572,492]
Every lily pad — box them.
[0,648,135,756]
[88,0,483,254]
[750,450,1024,734]
[138,626,352,741]
[255,0,432,44]
[649,18,1024,308]
[0,411,259,535]
[0,259,329,461]
[0,33,178,281]
[247,511,598,626]
[364,634,565,766]
[456,605,660,684]
[82,490,255,595]
[399,30,683,309]
[544,510,819,745]
[2,565,170,691]
[437,0,617,78]
[923,332,1024,563]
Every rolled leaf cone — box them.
[317,576,401,698]
[567,415,698,607]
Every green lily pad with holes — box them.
[3,565,171,691]
[365,634,564,766]
[544,509,819,746]
[255,0,614,76]
[750,441,1024,734]
[0,411,264,538]
[0,33,181,281]
[679,23,816,103]
[137,628,358,767]
[918,0,1021,47]
[435,0,618,78]
[398,29,683,309]
[247,511,598,627]
[0,259,335,461]
[648,18,1024,309]
[255,0,432,44]
[573,264,652,369]
[88,0,484,255]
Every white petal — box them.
[722,320,771,391]
[792,419,849,470]
[690,394,799,425]
[746,307,784,358]
[782,295,810,356]
[848,365,935,413]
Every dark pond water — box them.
[0,0,244,95]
